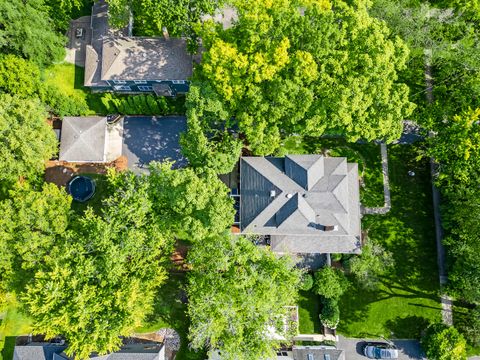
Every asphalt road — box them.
[337,336,426,360]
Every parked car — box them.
[363,342,399,359]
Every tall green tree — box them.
[427,108,480,192]
[190,0,415,155]
[0,182,71,292]
[313,267,349,300]
[148,161,235,241]
[0,0,65,67]
[0,94,57,185]
[181,85,242,174]
[0,55,41,97]
[187,234,301,360]
[44,0,91,32]
[422,323,467,360]
[106,0,224,36]
[23,171,174,359]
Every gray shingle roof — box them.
[13,345,67,360]
[292,346,345,360]
[239,155,361,254]
[101,37,192,82]
[59,117,107,162]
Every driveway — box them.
[122,116,187,174]
[337,336,425,360]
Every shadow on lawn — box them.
[1,336,16,360]
[385,316,430,338]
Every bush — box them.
[313,267,350,300]
[320,298,340,329]
[39,84,89,116]
[457,306,480,347]
[422,323,467,360]
[100,94,186,115]
[299,273,314,291]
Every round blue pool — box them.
[68,176,96,202]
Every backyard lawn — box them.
[0,297,31,360]
[43,63,106,115]
[291,138,441,339]
[338,145,440,339]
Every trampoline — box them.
[68,176,96,202]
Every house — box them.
[14,342,166,360]
[58,116,122,163]
[237,155,361,254]
[83,0,192,95]
[210,345,345,360]
[58,116,187,173]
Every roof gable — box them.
[239,155,361,252]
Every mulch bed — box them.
[45,156,128,187]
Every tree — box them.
[187,234,301,359]
[346,241,394,290]
[422,323,467,360]
[0,182,71,292]
[191,0,415,155]
[427,108,480,193]
[44,0,89,32]
[106,0,224,37]
[0,94,58,184]
[148,161,235,241]
[22,171,174,359]
[457,306,480,347]
[319,298,340,329]
[299,273,314,291]
[313,267,349,300]
[0,0,66,67]
[0,55,41,97]
[181,85,242,174]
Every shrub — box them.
[320,298,340,329]
[299,273,314,291]
[40,84,89,116]
[457,306,480,347]
[313,267,350,300]
[99,94,185,115]
[422,323,467,360]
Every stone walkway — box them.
[362,143,391,215]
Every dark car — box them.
[363,342,399,359]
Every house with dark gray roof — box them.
[83,0,192,95]
[14,343,166,360]
[238,155,361,254]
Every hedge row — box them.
[100,93,186,115]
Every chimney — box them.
[162,26,169,40]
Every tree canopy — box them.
[0,0,65,67]
[422,323,467,360]
[187,0,415,155]
[148,161,235,240]
[0,94,57,185]
[313,266,349,300]
[106,0,224,37]
[22,171,174,359]
[187,234,301,360]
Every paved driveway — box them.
[122,116,187,174]
[337,336,425,360]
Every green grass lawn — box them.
[0,297,32,360]
[298,291,322,334]
[338,144,441,339]
[70,174,110,215]
[43,63,107,115]
[280,136,384,208]
[136,273,206,360]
